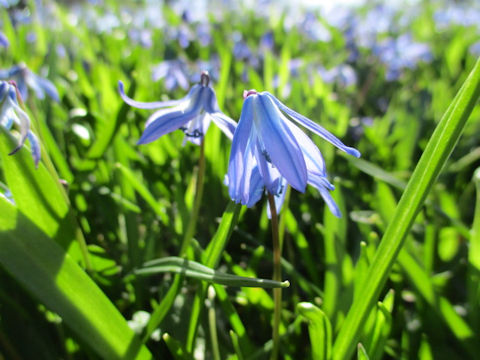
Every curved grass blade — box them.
[297,302,332,360]
[332,58,480,359]
[136,257,289,288]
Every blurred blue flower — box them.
[469,40,480,56]
[318,64,357,87]
[119,72,236,146]
[374,34,432,81]
[0,81,41,166]
[152,60,190,91]
[0,63,59,102]
[226,90,360,217]
[0,31,8,48]
[434,5,480,31]
[300,12,331,42]
[128,28,152,49]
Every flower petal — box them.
[318,186,342,218]
[203,86,237,139]
[27,130,41,167]
[264,92,361,158]
[284,117,327,178]
[227,96,259,204]
[118,80,186,109]
[210,112,237,140]
[255,94,307,192]
[137,108,199,145]
[31,73,59,102]
[8,97,30,149]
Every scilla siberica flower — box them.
[0,81,41,167]
[0,63,59,102]
[226,90,360,217]
[119,71,236,145]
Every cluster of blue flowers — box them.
[0,32,59,168]
[120,71,360,217]
[0,81,41,167]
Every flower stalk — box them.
[268,193,282,360]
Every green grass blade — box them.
[297,302,332,360]
[0,199,151,360]
[0,127,89,267]
[136,257,289,288]
[333,58,480,360]
[115,162,168,223]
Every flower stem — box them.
[180,139,206,255]
[142,140,206,343]
[268,193,282,360]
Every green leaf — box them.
[357,343,370,360]
[0,126,88,266]
[0,199,151,360]
[137,257,289,289]
[115,162,168,223]
[333,58,480,360]
[297,302,332,360]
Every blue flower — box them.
[0,31,8,48]
[151,59,190,91]
[0,63,59,102]
[226,90,360,217]
[119,71,236,146]
[0,81,41,167]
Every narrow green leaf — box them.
[230,330,245,360]
[0,126,88,265]
[333,58,480,360]
[297,302,332,360]
[162,333,193,360]
[115,162,168,223]
[137,257,289,289]
[0,199,151,360]
[357,343,370,360]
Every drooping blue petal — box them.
[245,165,265,207]
[0,68,12,79]
[210,112,236,140]
[7,97,31,153]
[284,117,327,177]
[318,186,342,218]
[25,71,46,100]
[264,92,361,158]
[254,94,307,192]
[137,107,200,145]
[31,73,59,102]
[203,86,237,139]
[0,32,8,48]
[27,130,41,167]
[16,78,28,102]
[227,96,257,204]
[253,140,283,195]
[118,80,187,109]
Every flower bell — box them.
[0,81,41,167]
[119,71,236,146]
[226,90,360,217]
[0,63,59,102]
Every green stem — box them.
[142,140,206,343]
[207,286,221,360]
[268,193,282,360]
[332,58,480,360]
[180,139,206,255]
